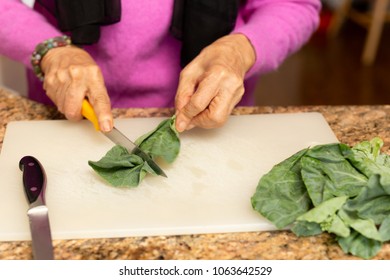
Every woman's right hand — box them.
[40,45,113,132]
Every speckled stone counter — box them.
[1,87,389,260]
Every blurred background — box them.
[255,0,390,105]
[1,0,389,106]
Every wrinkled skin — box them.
[41,46,113,132]
[41,33,255,133]
[175,34,255,132]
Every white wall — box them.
[0,0,34,96]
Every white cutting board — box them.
[0,112,338,241]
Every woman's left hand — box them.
[175,33,255,132]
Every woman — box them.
[0,0,321,132]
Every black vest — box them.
[35,0,240,67]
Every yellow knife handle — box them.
[81,99,100,131]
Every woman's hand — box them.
[41,45,113,132]
[174,33,255,132]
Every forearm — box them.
[233,0,321,76]
[0,0,62,67]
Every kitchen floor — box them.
[254,15,390,106]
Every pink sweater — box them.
[0,0,321,108]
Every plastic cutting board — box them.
[0,112,338,241]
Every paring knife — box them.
[81,99,167,178]
[19,156,54,260]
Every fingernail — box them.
[100,120,112,132]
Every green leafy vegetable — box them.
[88,145,156,187]
[135,116,180,163]
[291,221,323,237]
[251,138,390,259]
[296,196,348,224]
[338,208,381,241]
[250,148,311,229]
[343,174,390,224]
[88,116,180,187]
[326,214,350,237]
[342,137,390,192]
[379,216,390,242]
[337,230,382,260]
[302,144,367,205]
[296,196,350,237]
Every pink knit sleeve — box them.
[0,0,62,68]
[233,0,321,77]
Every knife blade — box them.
[81,99,167,178]
[19,156,54,260]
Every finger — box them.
[62,79,87,121]
[54,65,87,121]
[175,81,195,115]
[183,78,219,116]
[44,76,60,107]
[190,84,244,130]
[174,67,199,132]
[174,83,197,132]
[176,74,220,132]
[190,93,230,129]
[88,89,112,132]
[85,66,113,132]
[44,68,71,115]
[174,67,199,113]
[55,82,70,115]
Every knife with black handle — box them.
[19,156,54,260]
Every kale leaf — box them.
[88,116,180,187]
[250,148,311,229]
[135,116,180,163]
[251,138,390,259]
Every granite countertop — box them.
[1,87,389,260]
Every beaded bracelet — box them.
[31,35,72,81]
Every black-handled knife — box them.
[19,156,54,260]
